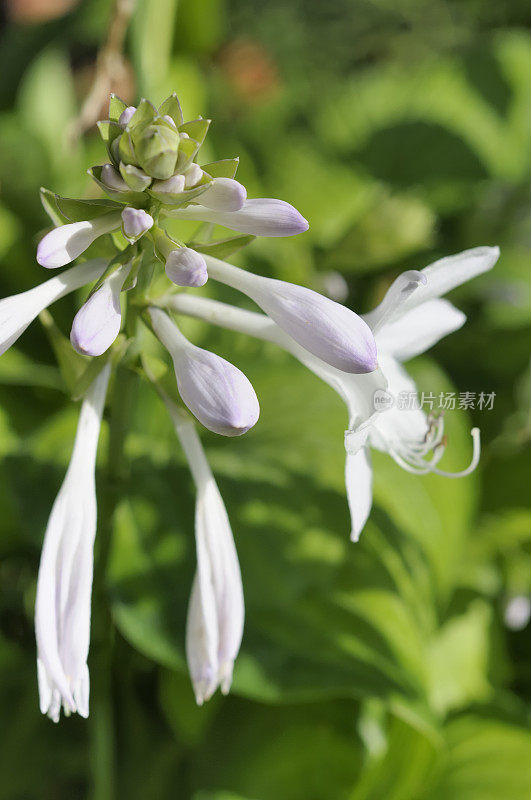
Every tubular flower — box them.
[343,246,500,539]
[35,364,110,722]
[0,259,107,356]
[164,399,244,703]
[12,87,497,717]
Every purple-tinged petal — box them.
[165,248,208,287]
[37,214,121,269]
[166,198,309,237]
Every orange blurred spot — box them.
[7,0,79,23]
[219,38,281,104]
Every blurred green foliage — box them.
[0,0,530,798]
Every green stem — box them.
[90,365,138,800]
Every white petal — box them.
[37,214,121,268]
[375,299,466,361]
[345,447,373,542]
[398,246,499,315]
[0,260,107,356]
[35,365,110,721]
[166,198,309,237]
[363,270,426,333]
[369,356,427,451]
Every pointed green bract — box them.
[136,125,180,179]
[108,93,127,122]
[190,234,257,258]
[202,158,239,179]
[158,92,184,127]
[179,118,210,145]
[119,163,152,191]
[89,166,149,206]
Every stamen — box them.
[390,427,480,478]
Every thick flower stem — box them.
[90,365,138,800]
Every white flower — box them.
[35,363,111,722]
[0,259,107,356]
[164,400,244,704]
[205,255,377,374]
[148,307,260,436]
[165,197,309,237]
[70,262,131,356]
[343,245,499,539]
[37,213,122,268]
[165,243,497,540]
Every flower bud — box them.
[184,163,204,188]
[168,198,309,237]
[205,258,378,374]
[70,263,131,356]
[148,308,259,436]
[165,248,208,287]
[151,174,186,194]
[136,124,180,179]
[119,163,152,191]
[101,163,130,192]
[119,106,137,128]
[161,114,177,127]
[121,207,153,241]
[197,178,246,212]
[37,213,122,269]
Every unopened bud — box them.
[101,164,130,192]
[121,207,153,241]
[148,308,259,436]
[161,114,177,127]
[119,106,137,128]
[205,258,378,374]
[37,213,122,269]
[70,263,131,356]
[184,163,204,188]
[136,124,180,180]
[165,248,208,287]
[198,178,247,212]
[151,174,186,194]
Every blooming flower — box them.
[164,245,498,540]
[148,307,260,436]
[35,364,110,722]
[0,259,107,356]
[163,399,244,704]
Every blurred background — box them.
[0,0,530,798]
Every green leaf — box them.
[38,309,90,395]
[51,193,123,222]
[40,187,69,226]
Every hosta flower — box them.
[164,399,244,704]
[148,307,260,436]
[205,255,377,374]
[342,245,500,538]
[35,364,110,722]
[37,213,121,268]
[0,259,107,356]
[70,261,131,356]
[165,244,498,540]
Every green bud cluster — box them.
[91,93,240,210]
